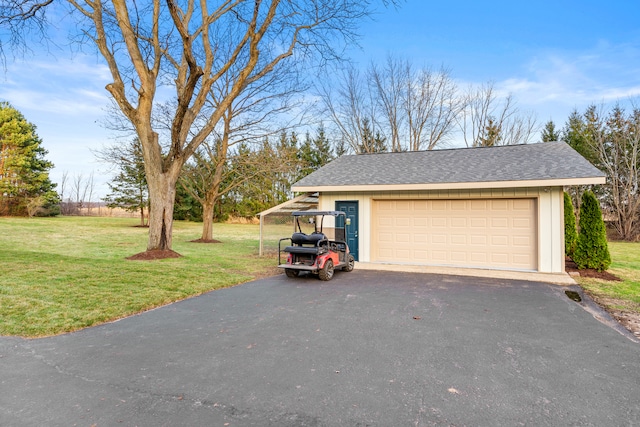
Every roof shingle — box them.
[293,142,604,189]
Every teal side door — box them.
[336,201,359,261]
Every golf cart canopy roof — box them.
[291,210,345,217]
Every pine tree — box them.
[102,138,149,226]
[573,191,611,271]
[0,102,58,216]
[541,120,560,142]
[564,192,578,257]
[298,124,335,179]
[357,117,387,153]
[477,117,501,147]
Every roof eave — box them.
[292,176,607,193]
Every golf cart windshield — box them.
[291,211,347,240]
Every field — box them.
[0,217,281,337]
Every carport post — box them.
[259,214,264,257]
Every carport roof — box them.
[292,141,606,192]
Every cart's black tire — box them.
[285,269,299,278]
[318,259,334,281]
[343,254,355,272]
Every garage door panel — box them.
[451,234,467,245]
[491,218,509,228]
[513,236,531,246]
[396,233,410,243]
[414,217,427,227]
[432,234,447,244]
[471,252,487,263]
[373,199,537,270]
[415,233,428,243]
[470,218,487,228]
[513,218,531,228]
[432,251,447,261]
[491,235,509,246]
[491,200,509,210]
[432,218,447,227]
[471,200,488,210]
[451,217,467,227]
[470,235,487,245]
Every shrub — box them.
[573,191,611,271]
[564,192,578,257]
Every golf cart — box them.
[278,210,355,281]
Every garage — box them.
[290,142,606,275]
[372,198,537,270]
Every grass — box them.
[574,241,640,312]
[0,216,280,337]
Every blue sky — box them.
[2,0,640,197]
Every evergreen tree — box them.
[358,117,387,153]
[0,102,58,216]
[477,117,501,147]
[541,120,560,142]
[298,124,335,179]
[562,108,599,166]
[564,192,578,257]
[173,182,203,222]
[573,191,611,271]
[335,138,349,157]
[102,138,149,226]
[312,123,334,166]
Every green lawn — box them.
[0,217,279,337]
[575,241,640,312]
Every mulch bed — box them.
[126,249,182,260]
[189,239,222,243]
[565,257,621,281]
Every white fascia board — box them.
[292,176,606,193]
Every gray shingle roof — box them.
[293,142,605,189]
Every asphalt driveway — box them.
[1,270,639,426]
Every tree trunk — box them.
[201,199,215,241]
[146,172,177,251]
[139,205,146,227]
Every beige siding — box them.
[318,187,565,273]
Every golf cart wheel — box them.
[285,269,299,278]
[343,255,355,272]
[318,259,334,281]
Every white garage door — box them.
[372,199,537,270]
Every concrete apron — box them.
[355,262,577,285]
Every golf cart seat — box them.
[291,232,326,245]
[285,232,327,255]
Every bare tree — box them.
[319,66,385,153]
[0,0,53,64]
[3,0,396,256]
[324,57,462,153]
[180,58,304,242]
[402,64,461,150]
[369,57,404,152]
[459,82,538,147]
[69,171,94,214]
[59,170,69,214]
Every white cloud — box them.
[497,42,640,108]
